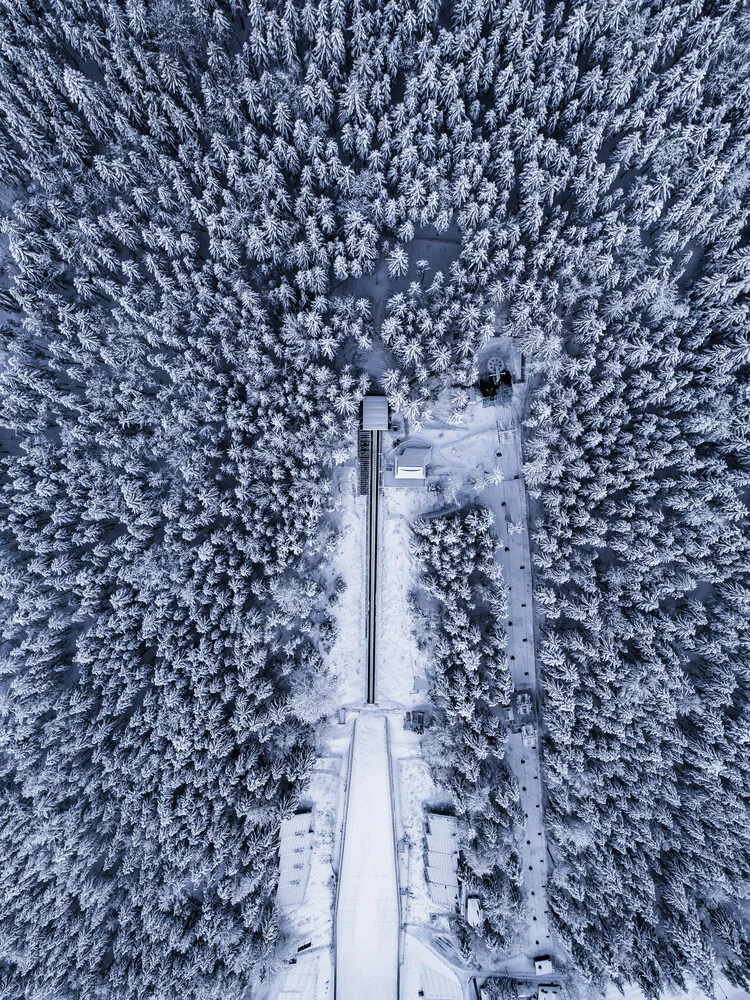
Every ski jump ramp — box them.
[335,713,399,999]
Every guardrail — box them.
[366,430,380,704]
[332,717,357,1000]
[385,715,403,1000]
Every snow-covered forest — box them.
[411,508,523,952]
[0,0,748,997]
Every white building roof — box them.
[277,811,313,908]
[427,850,458,876]
[280,811,312,837]
[466,896,482,927]
[362,396,389,430]
[427,814,460,837]
[278,812,313,854]
[428,881,459,907]
[426,833,458,857]
[534,957,554,975]
[395,447,431,479]
[279,853,310,876]
[427,866,459,889]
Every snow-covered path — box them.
[335,713,399,1000]
[481,414,555,961]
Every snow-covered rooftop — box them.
[426,849,458,874]
[425,814,461,908]
[426,832,457,854]
[427,866,458,889]
[427,813,461,838]
[426,880,459,908]
[362,395,389,430]
[277,811,313,908]
[395,446,431,479]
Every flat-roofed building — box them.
[395,446,431,480]
[277,810,313,909]
[466,896,482,927]
[419,965,463,1000]
[428,814,461,838]
[425,813,462,910]
[361,395,389,430]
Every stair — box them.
[358,431,370,495]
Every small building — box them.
[425,813,462,910]
[277,810,314,909]
[478,356,513,405]
[395,446,431,480]
[534,955,554,976]
[361,395,389,430]
[466,896,482,927]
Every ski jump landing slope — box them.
[335,713,399,1000]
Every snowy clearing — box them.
[327,469,367,708]
[376,484,433,707]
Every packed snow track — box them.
[334,714,399,999]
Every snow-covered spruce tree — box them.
[410,507,524,951]
[1,0,749,994]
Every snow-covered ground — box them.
[401,933,466,1000]
[376,484,433,707]
[326,469,367,708]
[335,713,400,1000]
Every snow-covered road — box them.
[335,713,399,1000]
[481,418,555,960]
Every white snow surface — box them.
[376,485,433,707]
[335,713,400,1000]
[401,934,465,1000]
[327,469,367,708]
